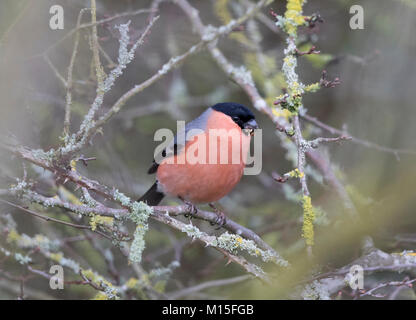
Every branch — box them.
[3,143,286,279]
[155,205,276,254]
[174,0,274,117]
[306,150,357,216]
[151,211,269,280]
[301,114,416,159]
[307,135,352,148]
[359,278,416,298]
[64,16,160,158]
[0,199,91,231]
[90,0,105,88]
[300,239,416,299]
[63,8,89,136]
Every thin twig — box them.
[90,0,105,87]
[301,114,416,159]
[43,55,67,87]
[27,8,155,60]
[0,199,91,230]
[63,8,89,136]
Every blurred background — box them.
[0,0,415,299]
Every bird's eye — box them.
[232,116,240,122]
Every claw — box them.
[179,197,198,219]
[209,203,227,229]
[185,201,197,216]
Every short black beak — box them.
[244,119,259,130]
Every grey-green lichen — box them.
[9,179,29,195]
[182,223,204,239]
[31,148,56,166]
[178,220,288,268]
[301,279,333,300]
[149,260,180,280]
[81,269,119,300]
[215,232,289,267]
[113,189,153,263]
[0,246,11,257]
[14,252,32,265]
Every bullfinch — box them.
[139,102,258,224]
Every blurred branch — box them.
[300,238,416,299]
[62,8,89,136]
[301,114,416,159]
[30,8,155,59]
[306,150,357,215]
[91,0,274,131]
[60,15,160,158]
[0,0,31,47]
[359,278,416,298]
[90,0,105,88]
[167,275,251,299]
[43,55,67,87]
[117,87,231,124]
[174,0,274,116]
[0,199,92,231]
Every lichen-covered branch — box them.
[300,238,416,299]
[2,141,286,280]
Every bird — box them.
[138,102,258,225]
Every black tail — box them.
[138,182,164,206]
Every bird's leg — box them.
[179,196,198,219]
[209,203,227,228]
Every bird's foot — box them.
[209,203,227,229]
[180,198,198,219]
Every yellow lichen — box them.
[214,0,250,45]
[82,269,113,288]
[125,277,139,289]
[154,280,167,293]
[305,82,321,93]
[301,195,315,246]
[92,292,109,300]
[289,168,305,178]
[49,252,63,263]
[272,106,293,121]
[70,159,77,171]
[284,0,306,36]
[7,229,21,243]
[89,215,114,231]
